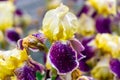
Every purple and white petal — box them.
[29,58,45,74]
[70,38,85,53]
[17,39,23,50]
[49,41,79,74]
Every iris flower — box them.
[0,1,15,31]
[0,48,28,79]
[91,55,113,80]
[89,33,120,58]
[42,4,79,41]
[87,0,116,16]
[77,14,95,36]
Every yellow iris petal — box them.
[77,14,95,36]
[89,33,120,58]
[88,0,116,16]
[0,1,15,31]
[42,4,79,41]
[0,48,28,79]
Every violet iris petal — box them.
[78,59,91,72]
[49,41,79,74]
[78,37,95,72]
[81,37,95,60]
[29,58,45,74]
[15,9,23,16]
[110,58,120,78]
[15,59,44,80]
[15,64,36,80]
[6,29,20,43]
[70,39,85,61]
[0,0,8,1]
[95,15,111,33]
[77,5,90,17]
[32,32,46,43]
[70,38,85,52]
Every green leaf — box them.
[36,71,44,80]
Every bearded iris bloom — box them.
[87,0,116,16]
[77,14,95,36]
[91,55,113,80]
[0,48,28,79]
[89,33,120,58]
[42,4,79,41]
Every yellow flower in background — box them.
[46,0,62,10]
[89,33,120,58]
[42,4,79,41]
[87,0,116,16]
[0,48,28,79]
[77,14,95,36]
[0,1,15,31]
[91,55,113,80]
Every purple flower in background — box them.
[77,5,90,17]
[78,59,91,72]
[0,0,8,1]
[95,15,111,33]
[78,37,95,72]
[15,9,23,16]
[110,58,120,78]
[81,37,95,60]
[48,39,84,74]
[77,4,97,18]
[6,29,20,43]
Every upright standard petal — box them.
[42,4,79,41]
[49,41,79,74]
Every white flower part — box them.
[0,1,15,30]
